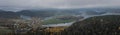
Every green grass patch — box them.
[42,18,75,25]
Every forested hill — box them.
[0,9,107,19]
[62,15,120,35]
[0,7,120,19]
[0,9,81,19]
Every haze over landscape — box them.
[0,0,120,35]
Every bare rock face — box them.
[62,15,120,35]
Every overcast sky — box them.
[0,0,120,11]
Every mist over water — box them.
[41,10,120,27]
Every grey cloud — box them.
[0,0,120,10]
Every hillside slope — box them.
[62,15,120,35]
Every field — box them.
[42,18,74,24]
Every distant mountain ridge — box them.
[0,7,120,19]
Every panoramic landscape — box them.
[0,0,120,35]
